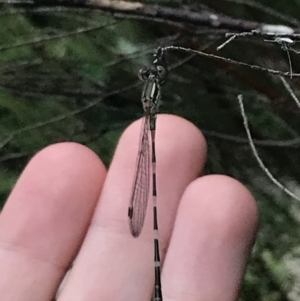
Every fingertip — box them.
[183,174,259,244]
[4,142,106,212]
[30,142,106,177]
[163,174,259,301]
[0,142,107,300]
[0,142,107,265]
[121,114,207,161]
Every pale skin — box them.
[0,114,259,301]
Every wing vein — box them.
[128,115,151,237]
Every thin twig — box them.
[163,45,300,78]
[285,47,293,79]
[279,76,300,109]
[238,94,300,202]
[226,30,300,39]
[216,35,237,50]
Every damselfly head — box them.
[138,64,167,82]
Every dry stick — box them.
[216,32,265,51]
[222,31,300,71]
[217,32,299,75]
[216,35,237,50]
[6,0,300,35]
[225,31,300,40]
[289,47,300,54]
[163,45,300,78]
[0,0,268,31]
[279,76,300,108]
[285,46,293,79]
[238,94,300,202]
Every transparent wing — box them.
[128,115,150,237]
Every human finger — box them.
[163,175,258,301]
[0,143,106,301]
[58,114,207,301]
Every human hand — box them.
[0,114,258,301]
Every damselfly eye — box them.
[156,65,167,80]
[138,66,149,81]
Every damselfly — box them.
[128,47,167,301]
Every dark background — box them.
[1,0,300,300]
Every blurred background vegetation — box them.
[1,0,300,300]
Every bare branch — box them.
[238,94,300,202]
[5,0,300,34]
[283,47,293,79]
[163,45,300,78]
[217,30,300,53]
[280,76,300,109]
[216,35,237,50]
[226,30,300,40]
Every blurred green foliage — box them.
[1,1,300,300]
